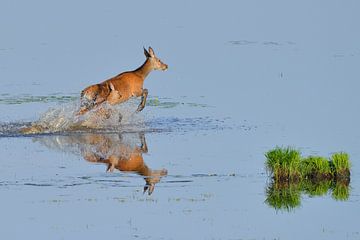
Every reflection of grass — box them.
[302,180,332,197]
[266,179,350,211]
[265,147,351,181]
[332,182,350,201]
[265,182,301,211]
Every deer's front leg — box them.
[139,132,148,153]
[136,89,148,112]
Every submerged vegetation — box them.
[265,147,351,181]
[265,147,351,211]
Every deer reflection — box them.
[34,132,167,195]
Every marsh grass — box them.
[265,147,301,181]
[301,156,332,179]
[265,147,351,210]
[330,152,351,177]
[265,147,351,181]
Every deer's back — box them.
[103,71,144,96]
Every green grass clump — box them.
[300,156,332,178]
[265,147,301,181]
[330,152,351,176]
[265,147,351,181]
[264,147,351,211]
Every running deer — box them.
[78,47,168,116]
[82,133,167,195]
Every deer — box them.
[81,133,167,195]
[19,47,167,135]
[78,47,168,116]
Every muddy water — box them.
[1,0,360,239]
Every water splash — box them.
[0,93,231,136]
[28,98,144,134]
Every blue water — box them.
[1,0,360,239]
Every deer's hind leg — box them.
[79,84,108,115]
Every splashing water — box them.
[0,93,232,136]
[24,98,145,134]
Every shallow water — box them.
[1,0,360,239]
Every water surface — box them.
[1,0,360,239]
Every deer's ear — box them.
[148,47,155,57]
[144,47,151,58]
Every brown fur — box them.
[78,47,168,115]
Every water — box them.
[1,0,360,239]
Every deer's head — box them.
[144,47,168,71]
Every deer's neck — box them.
[134,59,152,79]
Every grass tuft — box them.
[265,147,301,181]
[265,147,351,181]
[300,156,332,178]
[264,147,352,211]
[330,152,351,176]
